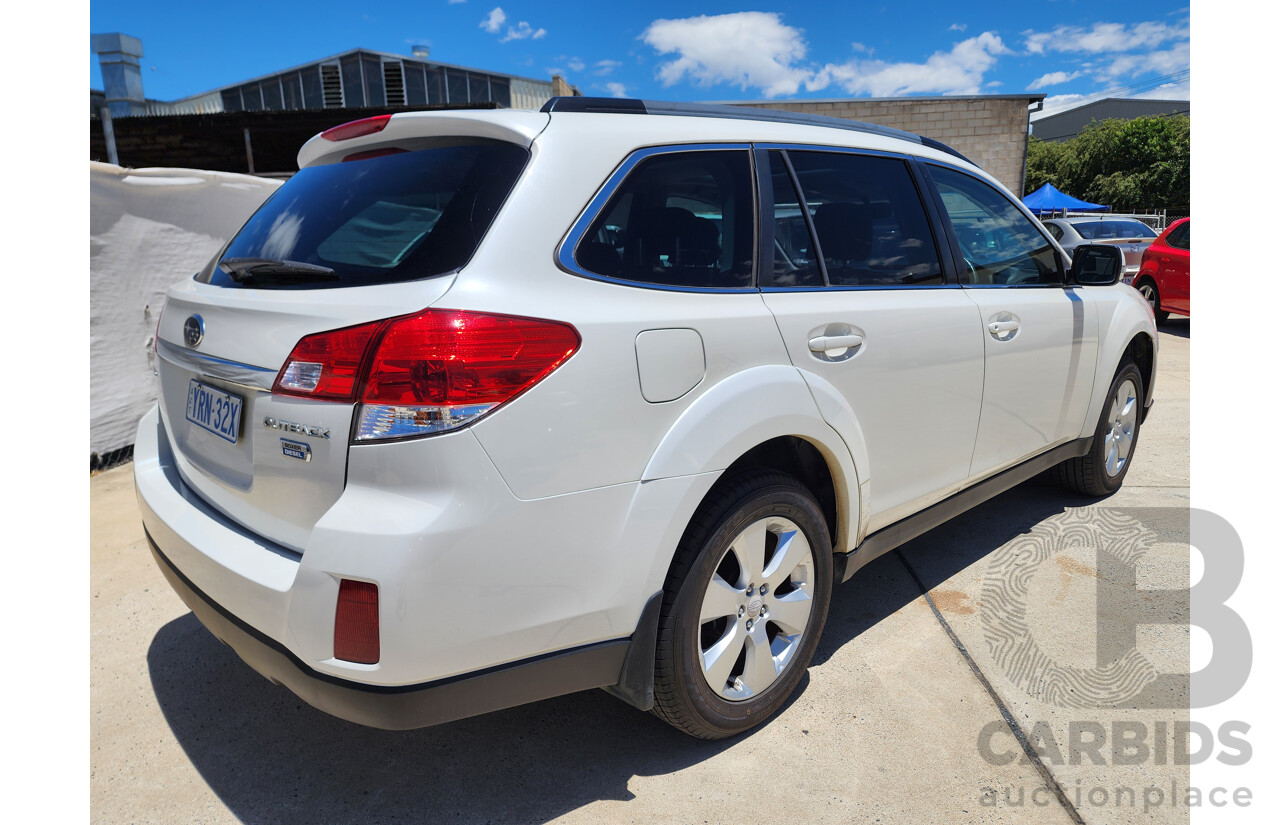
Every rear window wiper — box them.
[219,257,338,283]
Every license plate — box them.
[185,379,243,443]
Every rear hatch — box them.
[154,115,540,552]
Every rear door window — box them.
[201,138,529,289]
[780,150,943,287]
[574,150,755,289]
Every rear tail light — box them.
[334,579,379,664]
[272,309,580,441]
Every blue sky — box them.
[89,1,1190,117]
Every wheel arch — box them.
[1079,294,1159,435]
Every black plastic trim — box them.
[541,97,647,114]
[834,438,1092,583]
[147,530,630,730]
[603,591,664,711]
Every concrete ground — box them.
[91,320,1191,825]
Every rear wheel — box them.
[1136,279,1170,324]
[651,470,833,739]
[1054,360,1144,496]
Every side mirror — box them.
[1069,244,1123,286]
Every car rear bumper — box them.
[134,403,701,726]
[146,530,629,729]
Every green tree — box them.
[1025,115,1189,214]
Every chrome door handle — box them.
[808,334,864,353]
[988,320,1020,334]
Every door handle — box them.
[808,334,864,353]
[987,320,1021,335]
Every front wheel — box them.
[651,470,833,739]
[1054,360,1144,496]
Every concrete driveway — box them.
[91,321,1191,824]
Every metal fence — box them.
[1048,210,1170,231]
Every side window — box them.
[575,150,754,289]
[767,152,823,288]
[929,165,1062,286]
[1044,222,1064,241]
[785,151,943,287]
[1167,221,1190,250]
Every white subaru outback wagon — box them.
[135,97,1156,739]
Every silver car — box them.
[1042,217,1158,283]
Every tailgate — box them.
[155,277,455,552]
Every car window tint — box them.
[783,151,942,287]
[767,152,823,288]
[929,165,1062,286]
[205,139,528,289]
[577,150,754,289]
[1045,222,1064,241]
[1167,221,1190,250]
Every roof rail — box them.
[539,96,974,164]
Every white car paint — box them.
[135,103,1157,720]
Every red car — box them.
[1133,217,1190,323]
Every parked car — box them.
[1134,217,1190,323]
[135,99,1157,740]
[1041,216,1158,284]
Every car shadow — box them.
[1157,317,1190,338]
[146,477,1082,824]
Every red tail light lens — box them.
[321,114,392,141]
[272,309,580,440]
[334,579,379,664]
[272,320,383,400]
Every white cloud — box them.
[641,12,816,98]
[605,82,629,98]
[1028,70,1082,90]
[1100,41,1189,79]
[949,23,967,32]
[568,57,585,72]
[449,0,466,4]
[1132,78,1191,100]
[500,20,546,42]
[1023,21,1188,55]
[641,13,1010,99]
[817,32,1011,97]
[480,8,505,34]
[594,59,623,76]
[1032,93,1088,120]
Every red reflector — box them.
[334,580,379,664]
[321,114,392,141]
[361,310,581,406]
[272,320,384,400]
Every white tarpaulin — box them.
[90,162,281,459]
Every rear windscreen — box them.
[199,138,528,288]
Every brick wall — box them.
[733,97,1036,195]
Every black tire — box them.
[1136,279,1171,324]
[1054,360,1144,496]
[651,470,833,739]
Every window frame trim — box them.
[555,143,761,294]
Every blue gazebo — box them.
[1022,183,1108,215]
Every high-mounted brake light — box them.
[321,114,392,142]
[272,310,581,441]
